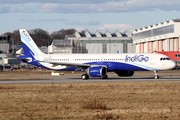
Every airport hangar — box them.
[133,19,180,65]
[48,30,135,54]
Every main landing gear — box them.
[81,73,108,80]
[81,74,108,80]
[154,71,159,79]
[81,74,89,80]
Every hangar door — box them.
[107,43,123,53]
[86,43,102,53]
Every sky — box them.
[0,0,180,34]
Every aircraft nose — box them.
[169,61,176,69]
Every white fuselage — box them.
[36,53,176,71]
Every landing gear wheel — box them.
[81,74,89,80]
[101,75,108,79]
[155,75,159,79]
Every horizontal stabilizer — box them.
[17,56,32,62]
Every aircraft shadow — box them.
[69,77,180,80]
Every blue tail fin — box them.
[19,29,44,59]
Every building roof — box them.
[52,39,71,47]
[133,19,180,34]
[71,30,132,38]
[172,19,180,22]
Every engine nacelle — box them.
[88,66,107,77]
[115,71,134,77]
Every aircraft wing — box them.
[35,60,91,68]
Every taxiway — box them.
[0,71,179,84]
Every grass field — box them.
[0,75,180,119]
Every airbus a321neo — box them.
[17,29,176,80]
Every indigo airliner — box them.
[17,29,176,80]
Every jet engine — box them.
[88,66,107,78]
[115,71,134,77]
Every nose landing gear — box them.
[154,71,159,79]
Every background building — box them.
[0,35,10,53]
[133,19,180,62]
[48,39,88,54]
[62,30,135,54]
[0,35,10,71]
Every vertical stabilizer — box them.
[19,29,44,59]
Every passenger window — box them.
[160,58,163,60]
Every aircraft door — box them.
[150,54,156,65]
[70,57,74,62]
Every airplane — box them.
[17,29,176,80]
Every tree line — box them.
[3,28,76,47]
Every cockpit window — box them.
[160,57,171,61]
